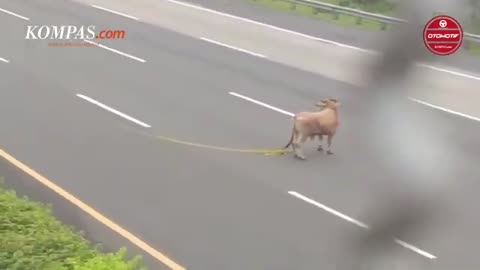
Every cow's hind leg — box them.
[290,129,298,152]
[293,134,307,160]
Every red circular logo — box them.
[423,15,463,56]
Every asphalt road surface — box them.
[1,0,480,270]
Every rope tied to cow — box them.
[155,135,291,156]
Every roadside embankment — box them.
[0,156,151,270]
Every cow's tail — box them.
[284,117,296,149]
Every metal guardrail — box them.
[282,0,480,43]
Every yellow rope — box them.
[155,135,291,156]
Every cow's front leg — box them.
[316,135,324,152]
[326,134,334,155]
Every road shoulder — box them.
[0,150,170,270]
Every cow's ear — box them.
[315,101,326,107]
[329,98,338,102]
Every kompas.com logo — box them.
[25,25,126,47]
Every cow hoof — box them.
[317,146,324,151]
[295,154,306,160]
[326,150,333,155]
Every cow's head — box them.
[315,98,341,109]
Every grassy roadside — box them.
[248,0,396,31]
[466,41,480,56]
[0,179,146,270]
[248,0,480,56]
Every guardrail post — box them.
[290,1,296,10]
[463,39,471,50]
[381,22,387,30]
[333,10,339,20]
[356,16,363,25]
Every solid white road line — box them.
[228,92,294,116]
[0,57,9,63]
[76,94,152,128]
[201,38,266,58]
[83,40,146,63]
[0,7,30,21]
[288,191,437,259]
[91,5,139,20]
[167,0,480,81]
[409,97,480,123]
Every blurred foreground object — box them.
[337,0,471,269]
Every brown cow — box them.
[284,99,332,152]
[284,98,341,160]
[287,102,329,151]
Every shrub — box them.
[0,182,146,270]
[73,248,145,270]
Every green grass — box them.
[0,179,146,270]
[249,0,394,31]
[466,41,480,56]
